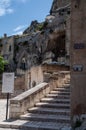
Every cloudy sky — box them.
[0,0,53,37]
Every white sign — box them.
[2,73,14,93]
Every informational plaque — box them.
[74,43,85,49]
[2,73,14,93]
[73,65,83,72]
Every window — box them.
[9,45,11,52]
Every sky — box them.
[0,0,53,37]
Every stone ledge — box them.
[10,83,48,103]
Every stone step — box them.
[54,87,70,92]
[46,93,70,99]
[35,102,70,109]
[0,120,71,130]
[58,84,70,87]
[41,97,70,104]
[20,113,70,123]
[50,91,70,95]
[56,86,70,89]
[64,83,70,86]
[54,87,70,91]
[28,107,70,116]
[62,83,70,86]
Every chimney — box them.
[4,33,7,38]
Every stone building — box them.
[71,0,86,124]
[0,34,15,71]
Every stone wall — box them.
[25,64,69,89]
[30,66,44,88]
[65,16,70,66]
[1,36,14,63]
[71,0,86,124]
[42,64,69,73]
[25,66,44,89]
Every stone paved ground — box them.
[0,99,7,122]
[0,99,18,130]
[0,128,18,130]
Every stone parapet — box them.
[9,81,57,118]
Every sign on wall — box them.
[73,65,83,72]
[2,73,14,93]
[74,43,85,49]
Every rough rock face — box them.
[0,0,71,73]
[50,0,71,14]
[23,20,43,34]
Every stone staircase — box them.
[0,79,71,130]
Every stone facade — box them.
[0,34,15,71]
[1,35,14,62]
[25,64,69,89]
[71,0,86,124]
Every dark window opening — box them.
[67,10,70,14]
[9,45,11,52]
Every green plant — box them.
[0,56,8,74]
[34,23,44,31]
[37,24,43,31]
